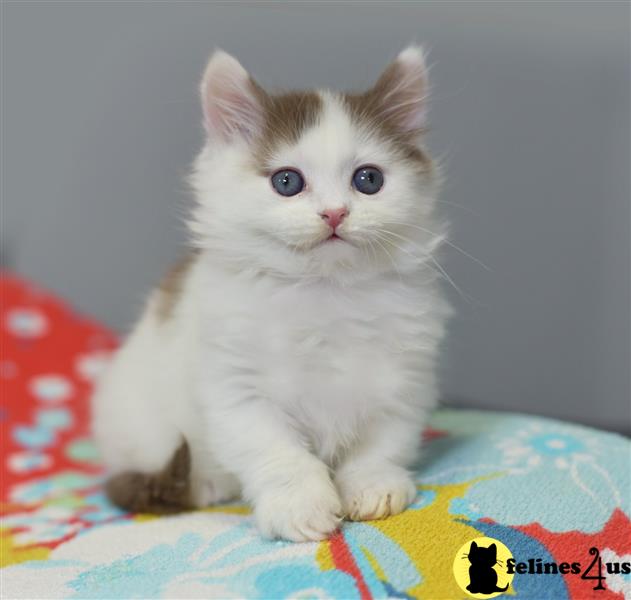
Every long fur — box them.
[92,47,450,542]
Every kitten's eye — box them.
[352,166,384,195]
[271,169,304,197]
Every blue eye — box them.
[352,166,384,195]
[271,169,304,197]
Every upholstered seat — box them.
[2,273,629,599]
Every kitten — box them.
[92,46,450,542]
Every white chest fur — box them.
[194,260,445,463]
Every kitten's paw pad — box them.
[338,471,417,521]
[255,478,342,542]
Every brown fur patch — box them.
[251,82,323,169]
[343,61,432,170]
[155,251,199,322]
[105,441,193,514]
[247,68,429,172]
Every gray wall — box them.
[4,2,630,434]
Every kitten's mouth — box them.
[309,231,354,250]
[323,232,356,247]
[318,232,348,246]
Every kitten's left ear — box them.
[200,50,266,142]
[370,45,429,134]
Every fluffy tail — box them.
[105,441,193,514]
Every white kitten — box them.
[92,46,450,542]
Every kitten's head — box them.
[190,47,444,283]
[468,542,498,566]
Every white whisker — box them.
[374,229,472,301]
[432,199,481,216]
[383,221,491,272]
[428,254,469,300]
[371,236,403,281]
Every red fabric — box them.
[1,272,118,502]
[518,510,631,600]
[329,530,372,600]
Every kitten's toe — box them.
[254,475,342,542]
[337,467,417,521]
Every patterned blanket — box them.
[1,272,630,599]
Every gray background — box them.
[3,2,630,434]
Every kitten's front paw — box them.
[254,475,342,542]
[337,467,417,521]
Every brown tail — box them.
[105,441,194,514]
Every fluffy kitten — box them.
[92,46,450,542]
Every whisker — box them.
[367,237,380,271]
[433,199,481,216]
[429,254,469,301]
[373,229,471,300]
[371,236,403,281]
[374,233,451,281]
[383,221,491,272]
[362,237,378,272]
[374,228,428,256]
[372,231,423,263]
[372,231,470,299]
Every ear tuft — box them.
[396,45,427,69]
[200,50,265,142]
[371,45,429,134]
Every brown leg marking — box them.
[105,441,194,514]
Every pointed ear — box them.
[200,50,266,142]
[370,45,429,134]
[470,541,478,551]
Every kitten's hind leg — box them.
[106,441,194,514]
[106,438,241,513]
[188,459,242,508]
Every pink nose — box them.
[320,208,348,230]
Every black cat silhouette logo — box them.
[453,537,515,598]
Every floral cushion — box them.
[1,272,630,599]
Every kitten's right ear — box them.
[200,50,266,142]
